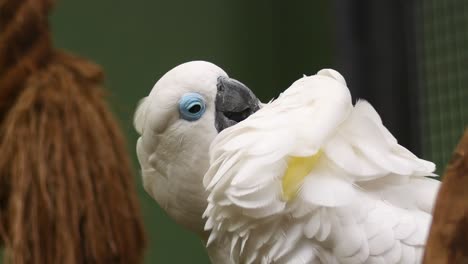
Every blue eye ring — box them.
[178,93,206,121]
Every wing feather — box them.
[204,71,439,263]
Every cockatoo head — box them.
[134,61,260,235]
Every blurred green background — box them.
[51,1,333,263]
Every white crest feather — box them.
[134,97,148,134]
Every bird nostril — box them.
[224,108,252,123]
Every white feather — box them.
[134,97,148,134]
[203,69,439,264]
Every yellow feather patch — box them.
[281,151,322,201]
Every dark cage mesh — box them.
[417,0,468,174]
[334,0,467,175]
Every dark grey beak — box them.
[215,77,260,132]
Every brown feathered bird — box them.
[0,0,146,263]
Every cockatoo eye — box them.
[178,93,206,121]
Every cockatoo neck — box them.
[148,122,216,237]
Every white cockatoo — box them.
[135,61,440,264]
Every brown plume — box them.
[0,0,147,263]
[423,129,468,263]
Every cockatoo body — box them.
[203,69,439,264]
